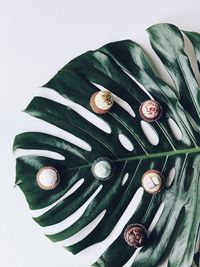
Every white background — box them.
[1,0,200,267]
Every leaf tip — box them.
[14,180,23,188]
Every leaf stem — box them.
[115,146,200,162]
[62,146,200,172]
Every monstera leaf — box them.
[13,23,200,267]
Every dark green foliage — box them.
[14,23,200,267]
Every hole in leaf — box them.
[83,187,144,263]
[14,149,65,160]
[122,248,142,267]
[17,113,92,151]
[43,185,103,235]
[32,179,85,218]
[121,173,129,186]
[140,120,159,146]
[114,95,136,117]
[92,83,136,117]
[59,210,106,247]
[122,69,153,99]
[166,167,176,188]
[185,111,200,133]
[147,202,165,236]
[37,88,111,134]
[194,227,200,253]
[111,187,144,233]
[74,105,111,134]
[168,118,183,141]
[157,206,185,266]
[183,34,200,86]
[121,187,144,266]
[118,134,134,151]
[157,259,169,267]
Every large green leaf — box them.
[13,23,200,267]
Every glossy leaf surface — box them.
[14,23,200,267]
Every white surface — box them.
[1,0,200,267]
